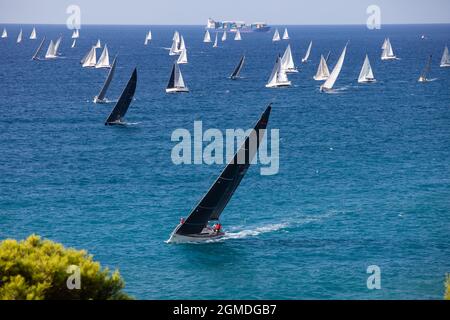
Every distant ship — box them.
[206,18,271,33]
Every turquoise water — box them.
[0,24,449,299]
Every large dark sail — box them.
[420,54,432,80]
[230,55,245,79]
[32,36,46,60]
[96,56,117,102]
[167,64,176,89]
[105,68,137,125]
[174,104,272,236]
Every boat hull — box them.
[167,232,225,243]
[314,76,328,81]
[265,81,291,88]
[381,56,397,61]
[166,87,189,93]
[358,78,376,83]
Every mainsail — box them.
[144,30,152,45]
[95,39,101,49]
[213,33,218,47]
[203,30,211,43]
[16,29,22,43]
[105,68,137,125]
[169,37,180,55]
[313,54,330,81]
[95,44,111,68]
[358,54,375,83]
[266,55,291,88]
[222,31,227,41]
[321,44,347,91]
[82,46,97,68]
[177,49,188,64]
[166,63,188,92]
[171,104,272,237]
[71,39,76,48]
[32,36,46,60]
[381,38,388,50]
[302,41,312,63]
[178,35,186,51]
[54,37,62,55]
[272,29,281,42]
[71,29,79,39]
[282,28,289,40]
[1,28,7,38]
[94,56,117,103]
[418,55,432,82]
[230,55,245,79]
[281,44,297,73]
[440,46,450,67]
[234,30,242,41]
[45,40,57,59]
[381,38,396,60]
[29,27,37,40]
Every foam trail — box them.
[221,222,290,240]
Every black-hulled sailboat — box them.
[230,55,245,80]
[166,62,189,93]
[105,68,137,125]
[31,36,46,61]
[94,56,117,103]
[168,104,272,243]
[418,55,432,83]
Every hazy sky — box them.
[1,0,450,25]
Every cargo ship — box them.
[206,18,271,33]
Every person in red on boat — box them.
[213,223,222,233]
[180,217,185,224]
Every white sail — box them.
[17,29,22,43]
[179,35,186,51]
[45,40,57,59]
[381,38,396,60]
[71,39,76,48]
[213,33,218,47]
[173,31,180,42]
[358,54,375,83]
[203,30,211,43]
[29,27,37,40]
[381,38,388,50]
[95,44,110,68]
[71,29,79,39]
[177,49,188,64]
[95,39,101,49]
[440,46,450,67]
[1,28,7,38]
[166,63,189,92]
[321,44,347,91]
[266,56,291,88]
[282,28,289,40]
[222,31,227,41]
[169,38,180,55]
[313,54,330,81]
[54,37,62,55]
[302,41,312,63]
[144,30,152,45]
[272,29,281,42]
[281,44,297,73]
[234,30,242,41]
[82,46,97,68]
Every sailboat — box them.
[178,35,186,52]
[266,55,291,88]
[177,49,188,64]
[230,55,245,80]
[16,29,22,43]
[94,56,117,103]
[282,28,289,40]
[203,30,211,43]
[45,40,57,59]
[167,104,272,243]
[166,63,189,93]
[1,28,7,38]
[71,39,76,48]
[94,39,101,49]
[213,33,218,48]
[281,44,298,73]
[105,68,137,126]
[71,29,79,39]
[381,38,397,60]
[358,54,376,83]
[32,36,46,60]
[82,46,97,68]
[95,44,111,68]
[222,31,227,41]
[418,55,432,83]
[29,27,37,40]
[272,29,281,42]
[169,37,180,56]
[301,41,312,63]
[234,29,242,41]
[440,46,450,67]
[144,30,152,45]
[320,43,347,92]
[313,54,330,81]
[54,36,62,55]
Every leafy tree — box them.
[0,235,131,300]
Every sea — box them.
[0,24,449,299]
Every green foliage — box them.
[0,235,131,300]
[445,274,450,300]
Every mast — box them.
[230,55,245,79]
[45,40,57,59]
[281,44,297,73]
[54,36,62,55]
[172,104,272,236]
[82,46,97,68]
[71,39,76,48]
[105,68,137,125]
[222,31,227,41]
[32,36,46,60]
[95,56,117,103]
[213,33,218,47]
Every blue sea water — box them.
[0,24,449,299]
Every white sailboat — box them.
[1,28,7,38]
[213,33,218,48]
[94,39,101,49]
[313,54,330,81]
[272,29,281,42]
[440,46,450,67]
[71,29,79,39]
[16,29,22,43]
[381,38,396,60]
[203,30,211,43]
[177,49,188,64]
[301,41,312,63]
[321,44,347,92]
[45,40,57,59]
[166,63,189,93]
[358,54,376,83]
[234,30,242,41]
[71,39,76,48]
[282,28,289,40]
[82,46,97,68]
[169,36,181,56]
[281,44,298,73]
[95,44,111,68]
[144,30,152,45]
[266,55,291,88]
[29,27,37,40]
[222,31,227,41]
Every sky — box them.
[1,0,450,25]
